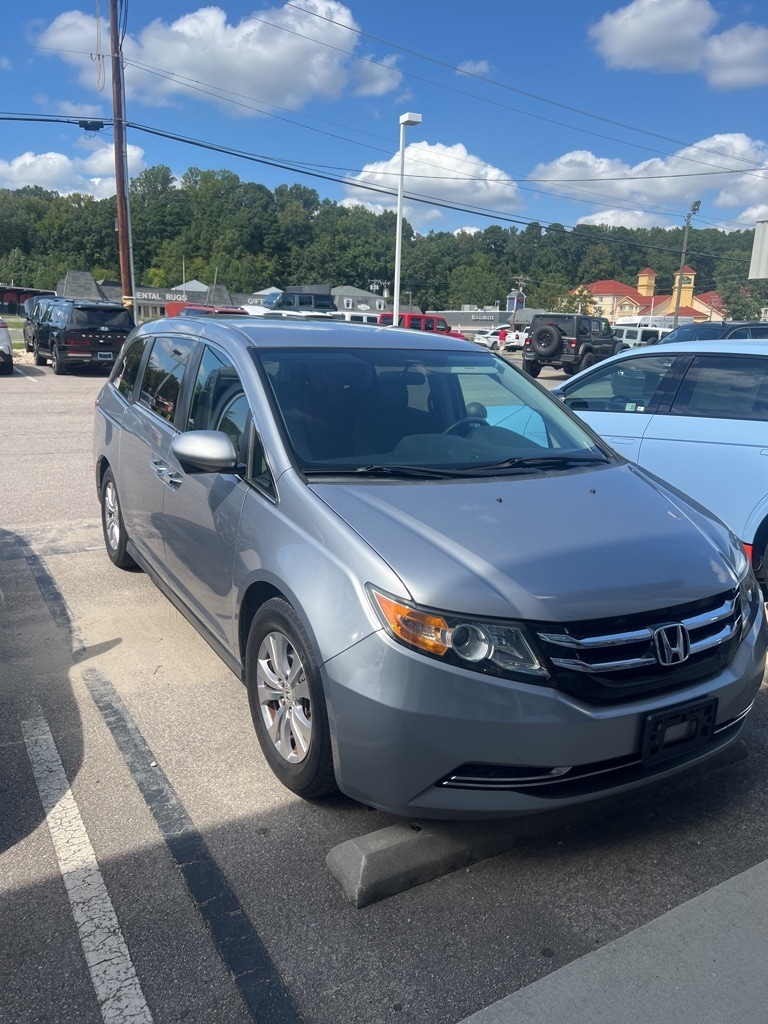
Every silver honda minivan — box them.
[93,317,767,818]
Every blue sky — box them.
[2,0,768,236]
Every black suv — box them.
[34,300,135,374]
[654,321,768,345]
[521,313,620,377]
[23,294,57,352]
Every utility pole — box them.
[510,277,525,329]
[672,200,701,329]
[110,0,134,314]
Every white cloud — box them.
[0,142,145,198]
[351,54,402,96]
[704,24,768,89]
[590,0,768,89]
[343,141,521,228]
[530,135,768,221]
[56,100,106,118]
[0,57,11,71]
[577,209,671,228]
[457,61,491,76]
[589,0,717,72]
[37,2,401,114]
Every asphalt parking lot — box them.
[2,349,767,1024]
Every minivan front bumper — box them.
[324,608,767,819]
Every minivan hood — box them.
[309,463,738,622]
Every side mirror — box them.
[171,430,239,474]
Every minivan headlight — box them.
[368,587,551,681]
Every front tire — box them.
[100,468,136,569]
[522,359,542,377]
[245,598,336,799]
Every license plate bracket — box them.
[641,697,718,765]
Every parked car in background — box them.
[654,321,768,345]
[34,299,135,374]
[0,316,13,376]
[473,325,529,352]
[93,317,765,818]
[23,294,57,352]
[166,303,248,317]
[377,312,468,340]
[522,313,620,376]
[552,339,768,590]
[612,325,672,348]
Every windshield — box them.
[256,347,608,475]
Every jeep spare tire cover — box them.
[532,325,562,357]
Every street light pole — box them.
[672,199,701,328]
[392,112,422,326]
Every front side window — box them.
[138,335,195,423]
[562,354,677,413]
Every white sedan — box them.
[473,326,528,351]
[0,316,14,376]
[552,338,768,589]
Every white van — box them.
[613,325,672,348]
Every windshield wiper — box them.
[483,453,608,471]
[304,464,468,479]
[354,464,470,478]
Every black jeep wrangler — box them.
[521,313,621,377]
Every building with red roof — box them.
[578,267,724,323]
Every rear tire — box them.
[0,361,12,376]
[245,598,336,799]
[100,468,136,569]
[51,345,67,375]
[33,341,47,366]
[577,352,596,373]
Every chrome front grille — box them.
[532,590,742,703]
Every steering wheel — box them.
[443,415,488,435]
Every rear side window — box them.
[138,336,195,423]
[670,355,768,420]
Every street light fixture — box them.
[392,112,422,326]
[672,199,701,328]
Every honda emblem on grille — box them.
[653,624,690,665]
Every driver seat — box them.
[352,372,433,455]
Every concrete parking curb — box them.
[326,741,749,908]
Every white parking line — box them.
[11,365,38,381]
[21,710,154,1024]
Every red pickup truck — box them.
[164,302,247,317]
[377,312,468,340]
